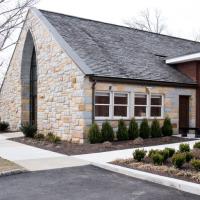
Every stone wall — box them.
[0,9,92,143]
[94,82,196,134]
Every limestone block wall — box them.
[94,82,196,134]
[0,10,92,143]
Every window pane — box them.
[114,106,127,117]
[151,107,161,117]
[114,94,128,104]
[135,95,147,105]
[95,105,109,117]
[135,106,146,117]
[95,93,110,104]
[151,95,162,105]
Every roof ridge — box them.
[39,8,200,45]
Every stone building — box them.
[1,8,200,143]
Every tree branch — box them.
[124,8,167,34]
[0,0,38,52]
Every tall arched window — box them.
[30,47,37,125]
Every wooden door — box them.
[179,96,189,128]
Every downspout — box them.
[92,80,97,124]
[196,64,200,128]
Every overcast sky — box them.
[37,0,200,40]
[1,0,200,83]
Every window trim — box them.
[149,94,164,119]
[94,91,111,120]
[113,92,129,119]
[134,93,148,119]
[94,91,164,120]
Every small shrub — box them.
[46,132,54,141]
[128,118,139,140]
[152,153,164,165]
[185,152,193,163]
[139,119,150,139]
[151,119,162,138]
[46,132,61,143]
[88,123,102,144]
[133,149,146,162]
[148,149,159,158]
[159,149,169,162]
[179,143,190,152]
[193,142,200,149]
[101,121,114,142]
[34,133,45,140]
[191,159,200,171]
[54,136,61,143]
[117,119,128,141]
[172,153,186,168]
[164,148,175,157]
[20,123,37,138]
[162,117,173,136]
[0,121,9,131]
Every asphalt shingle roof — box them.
[40,10,200,85]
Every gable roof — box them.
[40,9,200,86]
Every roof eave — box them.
[166,52,200,64]
[88,75,197,88]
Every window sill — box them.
[94,117,164,121]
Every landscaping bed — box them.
[111,143,200,184]
[11,136,197,155]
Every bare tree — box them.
[0,0,37,52]
[124,9,167,34]
[193,30,200,42]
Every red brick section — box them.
[176,62,200,127]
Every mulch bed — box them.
[111,158,200,184]
[11,136,197,155]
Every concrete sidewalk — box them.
[0,132,88,171]
[73,139,200,164]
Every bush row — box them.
[88,117,173,143]
[133,142,200,171]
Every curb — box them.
[0,169,26,177]
[91,162,200,196]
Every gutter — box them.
[89,75,197,89]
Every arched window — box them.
[21,31,37,126]
[30,47,37,125]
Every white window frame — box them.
[94,91,164,120]
[94,91,111,120]
[134,93,148,119]
[113,92,129,119]
[149,94,164,119]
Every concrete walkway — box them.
[73,138,200,164]
[0,132,88,171]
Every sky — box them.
[37,0,200,40]
[1,0,200,83]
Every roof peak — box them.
[39,8,200,44]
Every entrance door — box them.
[30,48,37,126]
[179,96,189,128]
